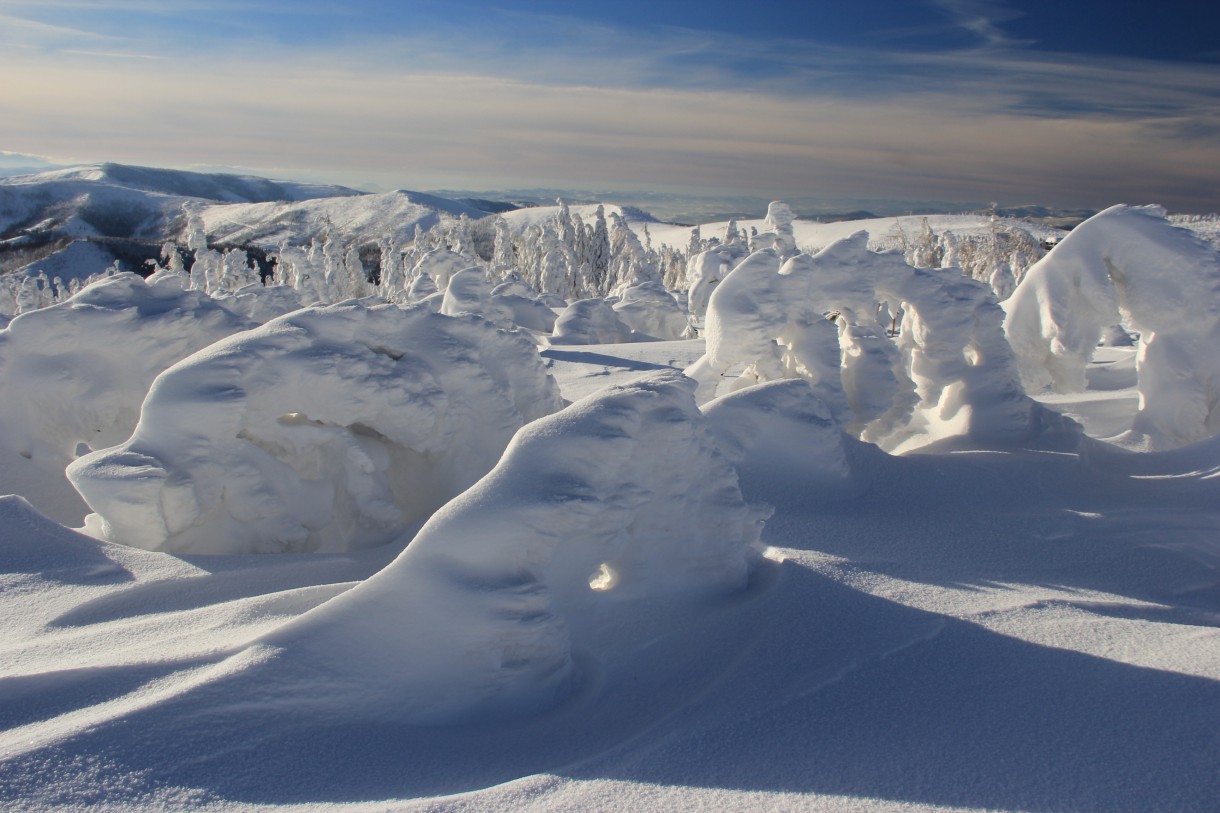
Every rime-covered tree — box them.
[588,205,612,292]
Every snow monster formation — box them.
[256,371,769,723]
[687,233,1051,452]
[68,302,563,554]
[1004,205,1220,449]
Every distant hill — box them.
[197,189,492,250]
[0,163,491,279]
[20,163,365,204]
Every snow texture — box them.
[67,302,563,554]
[1005,204,1220,448]
[259,371,768,723]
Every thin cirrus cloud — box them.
[1,0,1218,211]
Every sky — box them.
[1,0,1219,213]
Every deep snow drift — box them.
[245,372,768,724]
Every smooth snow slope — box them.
[0,163,360,241]
[197,190,490,249]
[1,340,1218,812]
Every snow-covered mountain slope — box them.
[0,164,494,279]
[196,189,490,250]
[14,163,363,205]
[0,162,362,240]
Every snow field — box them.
[0,197,1218,810]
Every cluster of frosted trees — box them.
[889,216,1047,300]
[3,199,1050,322]
[484,201,685,300]
[140,203,689,308]
[0,263,123,318]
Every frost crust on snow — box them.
[1004,204,1220,448]
[67,302,563,554]
[261,371,769,722]
[0,273,251,468]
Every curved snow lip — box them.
[1005,204,1220,450]
[250,370,770,725]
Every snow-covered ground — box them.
[0,189,1218,811]
[2,325,1218,811]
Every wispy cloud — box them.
[0,12,126,43]
[928,0,1029,48]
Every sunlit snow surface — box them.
[1,325,1217,811]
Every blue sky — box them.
[2,0,1218,212]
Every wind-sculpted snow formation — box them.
[440,267,510,324]
[686,245,737,319]
[550,298,639,344]
[256,371,769,723]
[0,273,252,468]
[1004,205,1220,449]
[611,281,693,339]
[67,302,563,554]
[687,234,1058,452]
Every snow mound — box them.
[551,298,638,344]
[67,302,563,554]
[703,378,854,500]
[612,281,692,340]
[440,267,512,327]
[0,273,251,467]
[1005,204,1220,448]
[493,291,558,333]
[261,371,769,723]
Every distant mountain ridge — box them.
[0,163,494,278]
[16,163,366,204]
